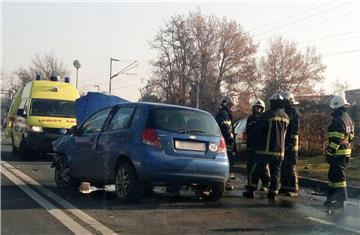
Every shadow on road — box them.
[1,148,54,163]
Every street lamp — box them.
[109,58,139,94]
[73,60,81,89]
[109,57,120,93]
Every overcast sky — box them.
[2,1,359,101]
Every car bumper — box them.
[134,148,230,185]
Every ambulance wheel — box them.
[19,137,32,160]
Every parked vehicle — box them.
[234,118,247,156]
[6,77,80,158]
[52,102,230,202]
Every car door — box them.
[72,108,112,179]
[96,105,137,182]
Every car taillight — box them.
[141,128,161,148]
[217,137,227,153]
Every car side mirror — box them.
[70,125,82,136]
[16,109,26,117]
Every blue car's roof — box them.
[115,102,212,115]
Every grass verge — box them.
[298,155,360,187]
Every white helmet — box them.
[252,98,265,110]
[269,93,284,101]
[330,95,349,109]
[220,96,234,105]
[282,91,299,105]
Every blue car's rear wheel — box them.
[115,163,143,202]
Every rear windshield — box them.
[147,107,221,136]
[30,99,76,118]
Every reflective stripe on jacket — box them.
[255,108,289,159]
[285,106,300,153]
[326,109,355,158]
[215,105,235,149]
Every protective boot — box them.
[267,192,276,200]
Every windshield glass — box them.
[30,99,76,118]
[147,107,220,136]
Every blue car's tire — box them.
[54,157,78,189]
[115,163,143,202]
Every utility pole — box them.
[109,57,120,93]
[94,85,100,92]
[73,60,81,89]
[196,79,200,109]
[109,59,139,94]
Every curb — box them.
[233,164,360,198]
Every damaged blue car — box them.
[52,102,230,202]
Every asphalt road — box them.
[1,133,360,235]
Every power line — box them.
[248,2,329,31]
[256,32,360,54]
[254,2,352,38]
[322,48,360,57]
[257,10,360,42]
[296,37,360,51]
[296,30,360,45]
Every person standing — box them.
[244,99,270,193]
[324,95,355,209]
[215,96,236,190]
[243,93,289,199]
[279,91,301,197]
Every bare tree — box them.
[258,37,326,100]
[142,11,258,114]
[332,79,349,96]
[13,51,70,85]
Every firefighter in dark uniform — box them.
[215,96,236,190]
[243,93,289,199]
[244,98,270,192]
[279,91,300,197]
[324,95,355,209]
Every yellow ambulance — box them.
[6,77,80,158]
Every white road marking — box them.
[1,161,117,235]
[307,216,360,234]
[1,165,92,235]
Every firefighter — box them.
[244,98,270,192]
[243,93,289,199]
[215,96,236,190]
[324,95,355,209]
[279,91,300,197]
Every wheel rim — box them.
[55,161,71,187]
[116,167,130,198]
